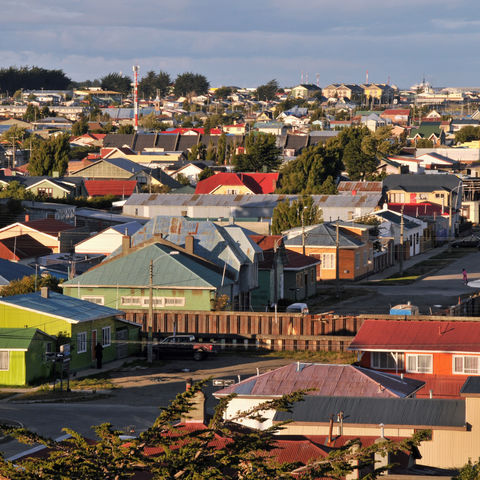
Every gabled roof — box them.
[349,319,480,353]
[214,363,424,399]
[195,172,279,194]
[0,291,123,323]
[21,218,75,237]
[0,259,35,285]
[63,243,233,289]
[84,180,137,197]
[0,328,52,351]
[0,235,52,260]
[383,174,461,192]
[274,396,465,428]
[283,223,364,248]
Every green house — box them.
[62,242,235,323]
[0,288,140,372]
[0,328,55,386]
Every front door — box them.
[91,330,97,361]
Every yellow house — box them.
[361,83,394,105]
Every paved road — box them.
[0,355,292,459]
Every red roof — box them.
[350,319,480,353]
[195,172,279,194]
[84,180,137,197]
[22,218,75,237]
[401,373,467,399]
[0,234,52,260]
[388,202,448,217]
[381,109,410,116]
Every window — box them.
[164,297,185,307]
[406,354,432,373]
[77,332,87,354]
[37,187,53,198]
[102,327,111,347]
[321,253,335,270]
[121,296,142,306]
[81,296,104,305]
[453,356,480,374]
[371,352,404,370]
[0,351,9,370]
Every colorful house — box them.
[194,172,279,195]
[0,289,138,371]
[349,318,480,398]
[0,328,55,386]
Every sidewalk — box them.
[365,244,450,282]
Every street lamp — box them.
[448,182,463,241]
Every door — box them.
[91,330,97,361]
[116,329,129,359]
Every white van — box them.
[286,303,309,314]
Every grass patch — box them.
[310,287,371,308]
[69,376,117,390]
[261,350,356,363]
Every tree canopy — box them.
[0,66,71,94]
[174,72,210,96]
[276,143,342,194]
[0,379,429,480]
[455,125,480,144]
[233,133,281,172]
[139,70,171,99]
[100,73,132,95]
[28,133,70,176]
[256,79,279,101]
[1,274,61,297]
[271,195,322,235]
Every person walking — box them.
[95,342,103,369]
[463,268,468,285]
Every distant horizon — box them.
[1,0,479,90]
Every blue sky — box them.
[1,0,479,89]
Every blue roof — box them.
[110,221,143,236]
[0,291,123,323]
[0,259,35,285]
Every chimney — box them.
[327,415,334,445]
[185,235,194,255]
[25,214,30,222]
[40,287,49,298]
[122,235,131,254]
[181,378,206,424]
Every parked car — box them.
[285,302,309,314]
[153,335,217,361]
[451,234,480,249]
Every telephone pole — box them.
[399,207,404,276]
[148,259,153,364]
[335,220,340,298]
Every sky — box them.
[1,0,480,89]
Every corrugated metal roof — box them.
[383,174,461,191]
[0,291,122,323]
[460,377,480,395]
[274,396,465,427]
[0,259,35,284]
[0,328,45,350]
[214,363,424,399]
[284,223,364,248]
[350,319,480,353]
[63,243,232,289]
[338,181,383,193]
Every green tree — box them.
[0,66,70,94]
[139,112,166,131]
[175,173,191,186]
[174,72,209,96]
[71,118,88,136]
[1,274,61,297]
[198,166,215,181]
[214,86,233,99]
[234,133,281,172]
[256,79,278,101]
[100,72,132,95]
[28,133,70,176]
[23,103,40,122]
[0,181,31,200]
[455,126,480,144]
[276,143,342,194]
[0,380,429,480]
[1,125,29,146]
[139,70,171,98]
[40,106,54,118]
[271,195,322,234]
[456,458,480,480]
[217,132,227,165]
[206,142,217,162]
[117,124,134,134]
[188,143,207,162]
[415,138,434,148]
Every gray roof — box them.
[110,221,143,236]
[284,223,364,248]
[274,396,466,427]
[0,291,122,323]
[460,377,480,395]
[374,210,421,230]
[102,157,148,174]
[0,259,35,285]
[383,174,462,192]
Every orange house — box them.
[349,318,480,398]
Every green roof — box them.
[0,328,46,350]
[409,125,442,139]
[63,243,233,289]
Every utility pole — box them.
[147,259,153,364]
[335,220,340,298]
[399,207,404,276]
[301,206,306,256]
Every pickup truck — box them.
[153,335,217,361]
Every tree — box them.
[0,181,31,200]
[71,118,88,136]
[198,166,215,181]
[1,126,29,146]
[139,70,171,99]
[188,143,207,162]
[214,86,233,99]
[117,124,134,134]
[100,72,132,95]
[23,103,40,123]
[0,66,71,94]
[217,132,227,165]
[415,138,434,148]
[1,274,61,297]
[233,133,281,172]
[28,133,70,176]
[256,79,278,101]
[276,143,342,194]
[271,195,322,235]
[0,380,429,480]
[455,126,480,144]
[205,142,217,162]
[175,173,191,186]
[174,72,210,96]
[139,112,166,131]
[456,458,480,480]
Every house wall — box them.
[63,285,220,313]
[75,230,124,255]
[26,182,71,199]
[251,270,274,311]
[0,226,59,252]
[284,266,317,300]
[211,185,254,195]
[0,352,26,386]
[25,333,54,384]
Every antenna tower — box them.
[132,65,139,132]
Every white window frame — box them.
[121,296,142,306]
[371,352,404,370]
[406,354,433,374]
[81,296,104,305]
[453,355,480,375]
[102,327,111,347]
[0,351,9,370]
[321,253,335,270]
[77,332,87,354]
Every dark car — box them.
[451,234,480,248]
[153,335,217,361]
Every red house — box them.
[195,172,279,194]
[349,319,480,398]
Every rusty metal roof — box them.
[214,363,424,399]
[338,181,383,193]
